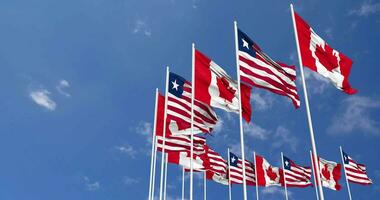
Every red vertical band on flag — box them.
[294,12,357,95]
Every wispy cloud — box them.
[324,28,333,40]
[244,122,270,140]
[29,89,57,111]
[123,176,140,185]
[302,69,330,94]
[271,126,298,152]
[132,19,152,37]
[115,144,137,158]
[349,1,380,16]
[261,187,292,199]
[83,176,100,191]
[328,96,380,135]
[251,92,274,111]
[136,121,153,143]
[56,79,71,97]
[244,123,298,152]
[213,118,224,135]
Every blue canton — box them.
[168,72,186,98]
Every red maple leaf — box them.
[321,163,331,180]
[315,43,339,72]
[216,77,236,103]
[266,166,278,181]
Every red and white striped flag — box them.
[237,29,300,108]
[194,49,252,122]
[229,152,256,185]
[166,72,218,135]
[205,146,229,185]
[156,134,206,153]
[283,155,312,187]
[342,150,373,185]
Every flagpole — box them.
[151,136,158,200]
[290,4,324,200]
[233,20,248,200]
[148,89,159,200]
[340,146,353,200]
[159,66,170,200]
[227,148,232,200]
[281,152,289,200]
[310,150,320,200]
[164,154,168,200]
[190,42,195,200]
[182,167,185,200]
[204,171,207,200]
[253,151,259,200]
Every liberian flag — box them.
[237,29,300,108]
[293,11,357,94]
[166,72,218,135]
[229,152,256,185]
[342,150,373,185]
[156,134,206,153]
[255,154,284,187]
[283,155,312,187]
[204,145,229,185]
[194,49,252,122]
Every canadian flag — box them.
[255,154,284,187]
[206,171,229,185]
[294,11,357,95]
[167,150,208,171]
[195,49,252,122]
[317,157,342,191]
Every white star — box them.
[285,160,289,166]
[242,39,249,49]
[231,157,236,163]
[172,80,179,91]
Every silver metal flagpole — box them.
[204,171,207,200]
[228,148,232,200]
[340,146,353,200]
[148,89,159,200]
[190,43,195,200]
[164,154,168,200]
[290,4,325,200]
[253,151,259,200]
[159,67,170,200]
[281,152,289,200]
[182,167,185,200]
[310,150,320,200]
[151,136,158,200]
[233,20,248,200]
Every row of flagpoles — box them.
[146,4,371,200]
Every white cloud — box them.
[328,96,380,135]
[271,126,298,152]
[324,28,333,40]
[213,118,224,135]
[132,19,152,37]
[349,1,380,16]
[244,122,270,140]
[56,79,71,97]
[29,89,57,111]
[136,121,153,143]
[251,92,274,111]
[302,69,330,94]
[83,176,100,191]
[261,187,292,199]
[115,144,137,158]
[123,176,139,185]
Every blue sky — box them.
[0,0,380,199]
